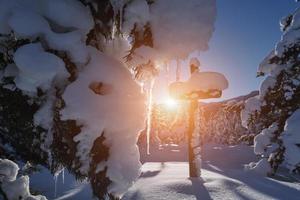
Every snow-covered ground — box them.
[123,144,300,200]
[24,143,300,200]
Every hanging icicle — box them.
[62,168,65,185]
[53,167,65,197]
[119,6,123,32]
[146,78,155,155]
[54,171,58,197]
[176,59,181,82]
[165,61,170,84]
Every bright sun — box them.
[164,98,178,109]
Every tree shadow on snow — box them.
[139,170,161,178]
[202,163,300,200]
[140,162,165,179]
[122,191,144,200]
[167,178,212,200]
[190,178,212,200]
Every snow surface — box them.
[123,0,149,34]
[258,50,277,75]
[2,176,47,200]
[0,159,47,200]
[60,47,146,197]
[282,109,300,171]
[188,72,228,91]
[13,43,68,94]
[120,0,217,69]
[0,159,19,182]
[123,144,300,200]
[245,123,280,175]
[169,71,228,99]
[245,158,271,176]
[259,75,277,99]
[2,0,93,65]
[240,96,261,128]
[9,144,297,200]
[0,0,220,198]
[276,8,300,57]
[253,123,278,155]
[148,0,216,60]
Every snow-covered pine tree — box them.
[0,0,217,199]
[0,159,47,200]
[199,91,257,145]
[242,6,300,175]
[0,1,146,199]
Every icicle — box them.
[140,82,145,93]
[120,6,123,32]
[110,0,125,37]
[146,79,155,155]
[110,0,125,17]
[62,168,65,185]
[53,167,64,197]
[54,172,58,197]
[176,59,181,81]
[165,61,170,84]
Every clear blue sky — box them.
[199,0,297,101]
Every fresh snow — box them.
[13,43,68,94]
[188,72,229,92]
[0,159,47,200]
[3,144,297,200]
[240,96,261,128]
[276,8,300,57]
[60,47,146,197]
[123,144,300,200]
[282,109,300,171]
[245,158,271,176]
[0,159,19,182]
[123,0,150,34]
[258,50,277,75]
[2,0,93,65]
[169,71,228,99]
[259,76,277,99]
[253,123,278,155]
[148,0,216,60]
[120,0,217,69]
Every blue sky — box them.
[199,0,297,101]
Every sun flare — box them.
[163,98,178,109]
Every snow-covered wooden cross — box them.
[169,58,228,177]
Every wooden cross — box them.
[187,89,222,177]
[171,64,223,177]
